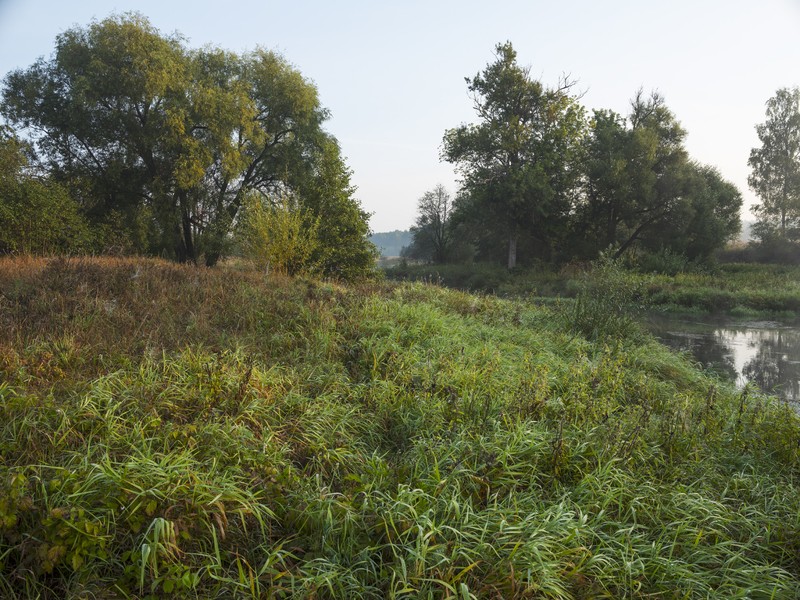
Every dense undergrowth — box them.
[386,261,800,319]
[1,256,800,598]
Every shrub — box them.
[0,131,92,255]
[568,257,648,341]
[237,193,319,276]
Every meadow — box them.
[386,261,800,319]
[1,256,800,598]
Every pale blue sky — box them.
[1,0,798,231]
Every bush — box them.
[385,262,513,293]
[568,257,648,341]
[236,193,319,276]
[635,248,691,275]
[0,130,92,255]
[0,178,92,255]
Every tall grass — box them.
[1,257,800,597]
[385,260,800,318]
[567,258,649,342]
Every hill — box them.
[1,256,799,598]
[370,229,412,257]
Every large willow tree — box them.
[569,91,741,261]
[1,13,375,274]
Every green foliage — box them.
[634,247,693,275]
[748,87,800,242]
[676,164,742,258]
[237,193,319,276]
[742,222,800,264]
[385,260,800,318]
[2,256,800,596]
[288,138,379,280]
[568,257,648,341]
[440,50,740,268]
[640,264,800,316]
[442,42,587,268]
[1,14,373,272]
[404,184,454,264]
[574,94,742,261]
[0,128,91,255]
[386,261,514,293]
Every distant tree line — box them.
[406,43,799,268]
[0,13,377,278]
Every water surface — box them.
[648,316,800,402]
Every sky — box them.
[0,0,798,233]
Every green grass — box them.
[387,261,800,319]
[641,263,800,318]
[2,256,800,598]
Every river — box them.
[648,315,800,403]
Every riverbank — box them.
[386,262,800,320]
[2,256,800,597]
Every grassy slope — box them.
[1,257,800,598]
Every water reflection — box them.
[648,317,800,402]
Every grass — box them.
[640,263,800,318]
[387,261,800,319]
[1,256,800,598]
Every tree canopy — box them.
[1,13,375,275]
[403,184,454,264]
[574,91,740,261]
[442,42,586,269]
[0,126,91,254]
[432,45,743,268]
[748,87,800,243]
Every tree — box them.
[575,109,633,256]
[573,91,742,262]
[286,137,378,279]
[611,90,691,258]
[642,163,742,260]
[1,13,375,274]
[404,184,453,263]
[0,127,91,254]
[748,87,800,241]
[442,42,586,269]
[2,14,191,256]
[577,93,691,259]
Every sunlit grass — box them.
[1,256,799,597]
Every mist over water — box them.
[650,316,800,403]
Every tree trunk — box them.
[174,221,188,263]
[181,210,196,264]
[606,206,617,248]
[781,207,787,238]
[507,236,517,270]
[173,192,197,264]
[613,220,650,259]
